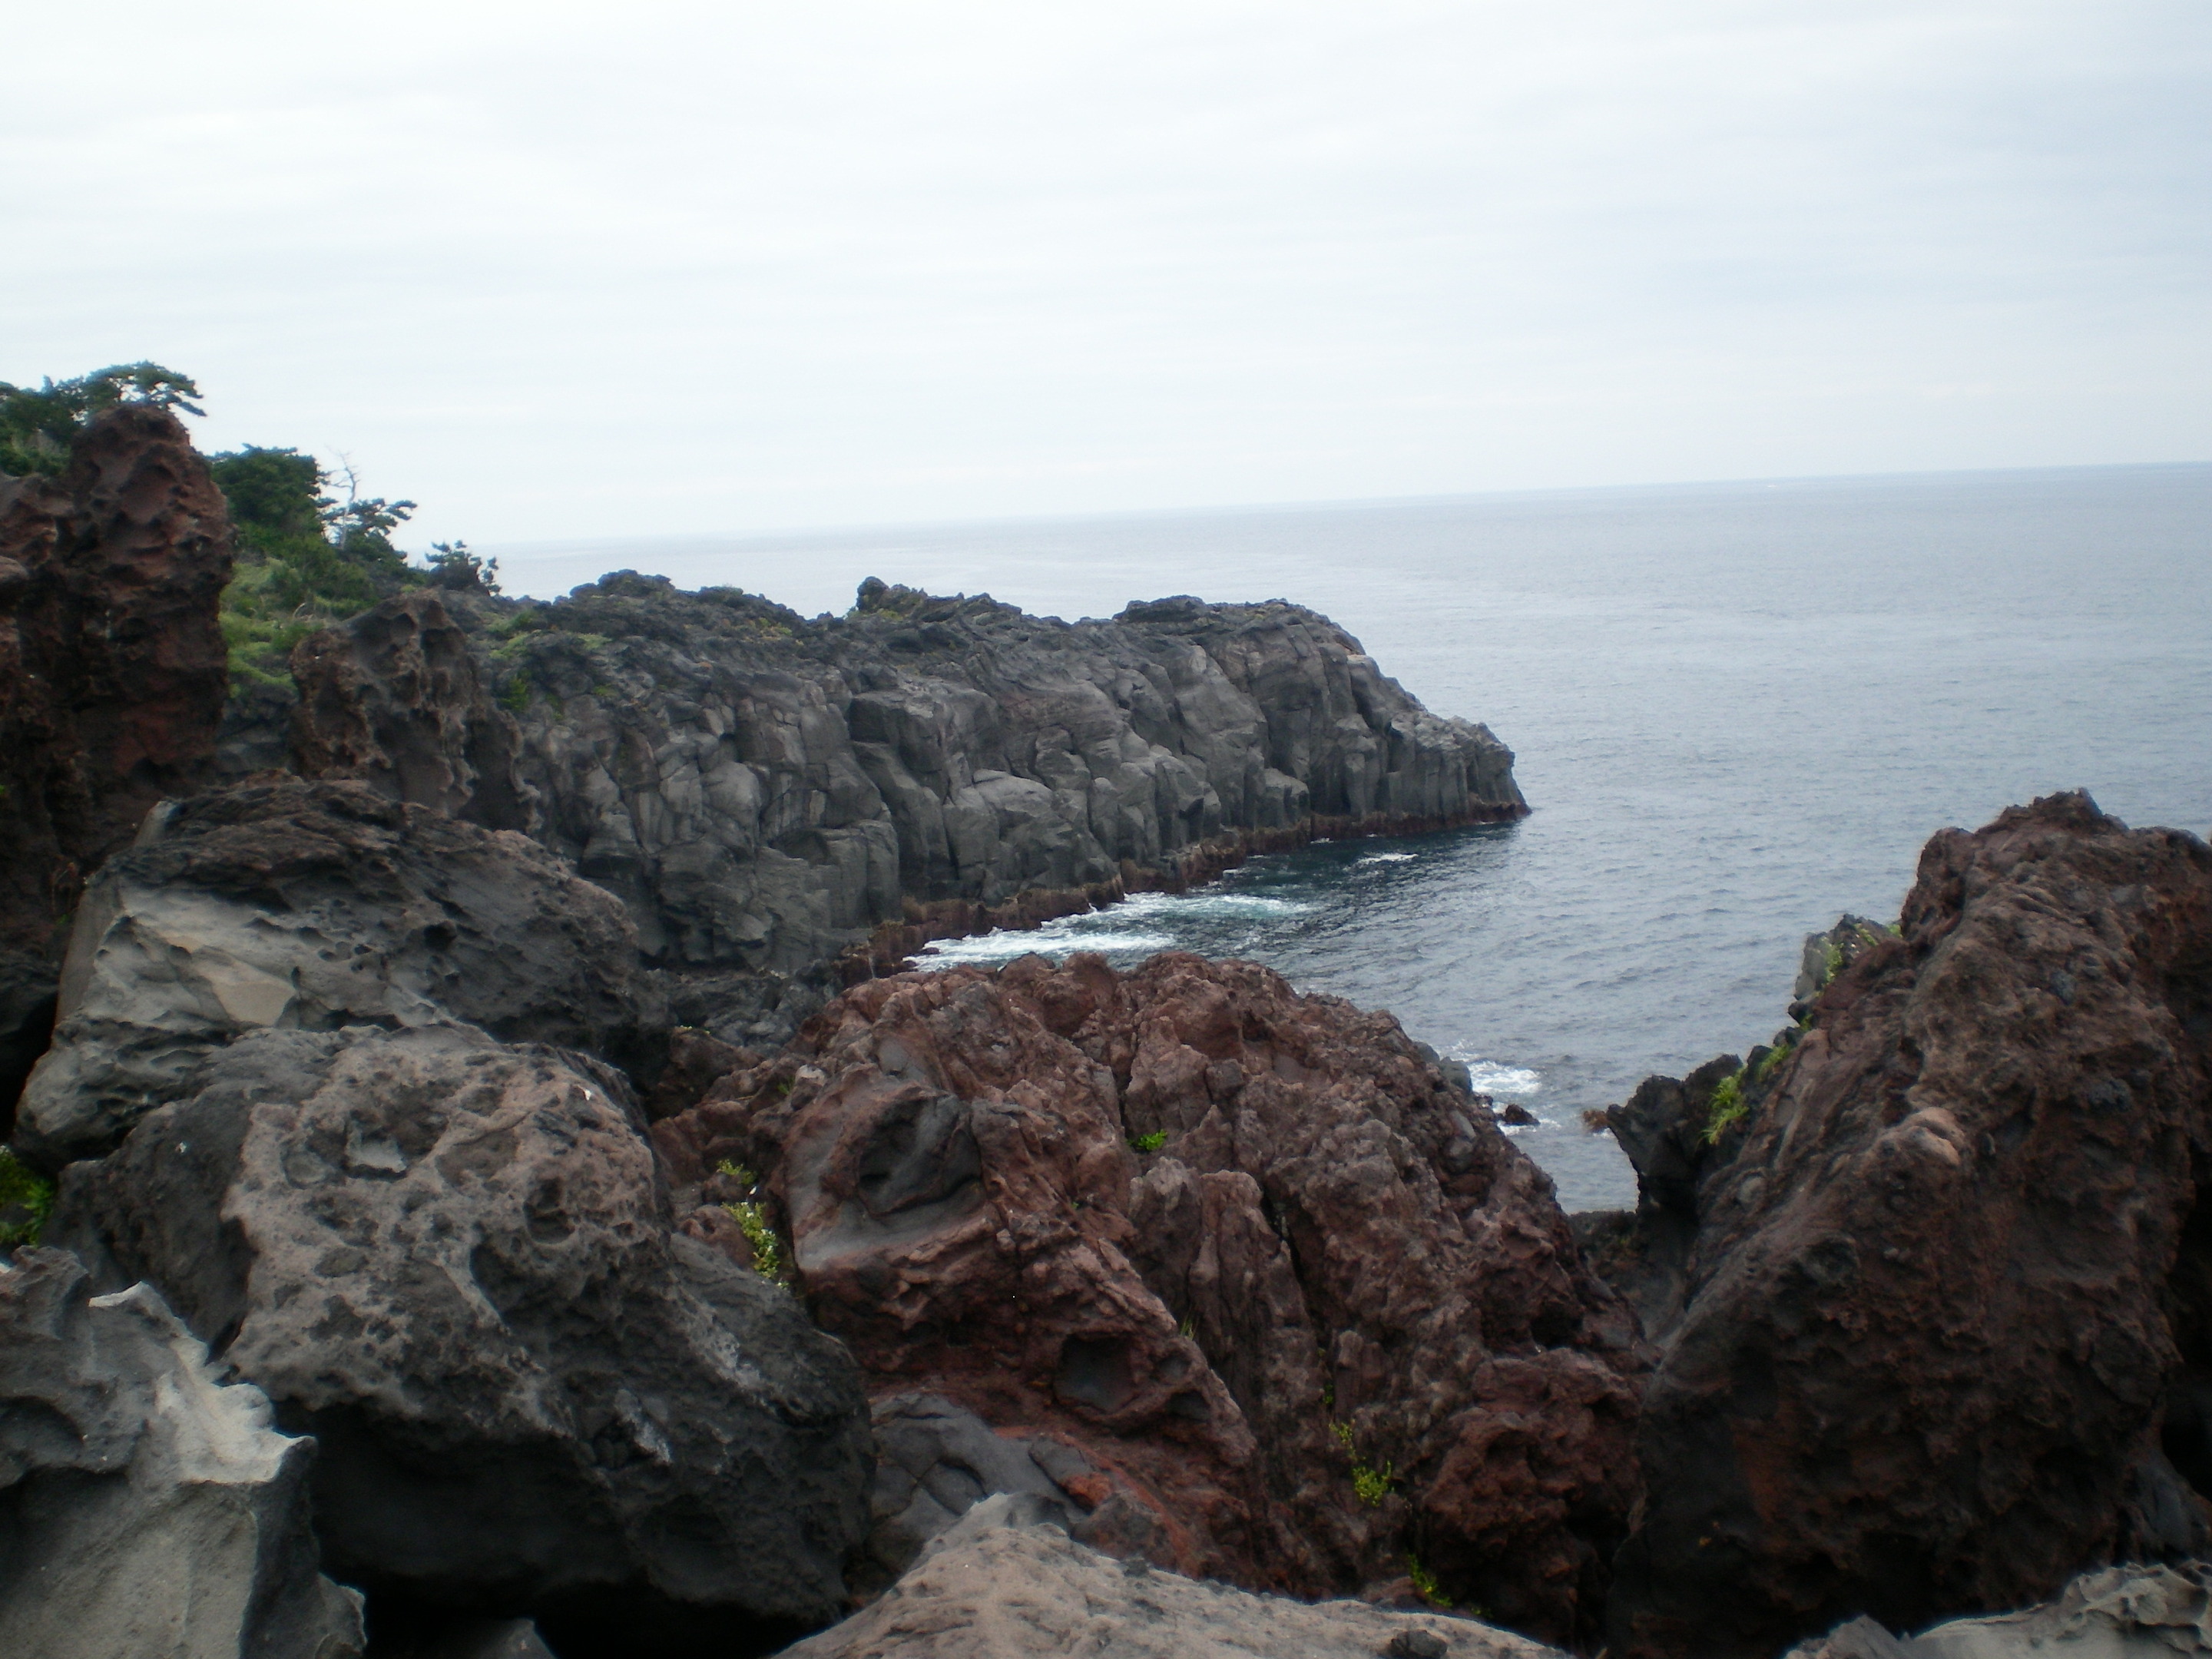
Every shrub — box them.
[1127,1131,1167,1154]
[1701,1072,1748,1144]
[0,1148,55,1249]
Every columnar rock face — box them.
[0,405,234,955]
[13,778,664,1169]
[654,951,1642,1647]
[288,577,1525,984]
[48,1021,873,1636]
[1609,793,2212,1659]
[0,1248,366,1659]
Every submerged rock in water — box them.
[656,950,1642,1647]
[47,1020,871,1637]
[784,1492,1567,1659]
[1609,793,2212,1659]
[13,777,665,1168]
[0,1247,366,1659]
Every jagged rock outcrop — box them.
[47,1019,873,1641]
[785,1492,1567,1659]
[0,404,233,957]
[1783,1562,2212,1658]
[0,1247,366,1659]
[654,951,1642,1647]
[1608,793,2212,1659]
[283,577,1524,1028]
[288,591,530,830]
[13,777,665,1169]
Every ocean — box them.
[489,464,2212,1212]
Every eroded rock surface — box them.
[14,777,664,1167]
[1610,793,2212,1658]
[0,404,234,955]
[288,577,1524,1008]
[0,1247,365,1659]
[656,951,1642,1647]
[48,1020,871,1636]
[785,1492,1566,1659]
[1784,1562,2212,1658]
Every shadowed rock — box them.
[48,1020,871,1636]
[0,404,233,956]
[1609,793,2212,1659]
[0,1247,365,1659]
[13,777,664,1168]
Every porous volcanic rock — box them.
[1609,793,2212,1659]
[289,590,530,830]
[655,951,1643,1647]
[783,1492,1568,1659]
[0,1247,366,1659]
[47,1020,872,1640]
[289,578,1525,1022]
[0,404,234,956]
[13,777,664,1168]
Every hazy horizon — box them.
[10,4,2209,550]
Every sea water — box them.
[492,464,2212,1211]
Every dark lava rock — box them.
[289,590,531,831]
[48,1020,872,1638]
[0,405,234,955]
[13,777,665,1168]
[1608,793,2212,1659]
[293,577,1526,1009]
[0,1247,365,1658]
[656,951,1642,1648]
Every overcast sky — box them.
[7,2,2207,546]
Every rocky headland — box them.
[4,406,2212,1659]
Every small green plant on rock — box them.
[714,1161,790,1283]
[1701,1072,1747,1144]
[1330,1419,1398,1506]
[1406,1553,1452,1609]
[1127,1131,1167,1154]
[0,1148,55,1249]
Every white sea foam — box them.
[918,928,1175,965]
[1356,851,1417,865]
[1454,1057,1542,1099]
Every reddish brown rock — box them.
[0,405,233,955]
[288,590,529,831]
[1610,793,2212,1659]
[655,951,1644,1647]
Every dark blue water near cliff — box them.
[494,464,2212,1211]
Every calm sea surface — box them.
[491,465,2212,1210]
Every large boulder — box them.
[783,1492,1568,1659]
[1609,794,2212,1658]
[0,1247,365,1659]
[48,1019,873,1638]
[1783,1562,2212,1658]
[0,405,233,955]
[14,777,664,1169]
[655,951,1643,1647]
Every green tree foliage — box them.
[209,448,430,684]
[0,362,204,475]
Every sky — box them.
[6,2,2208,548]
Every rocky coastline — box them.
[5,408,2212,1659]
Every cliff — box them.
[280,574,1525,1038]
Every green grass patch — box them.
[1406,1553,1452,1610]
[1701,1072,1748,1144]
[1127,1131,1167,1154]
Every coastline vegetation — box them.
[0,1147,55,1249]
[2,363,493,687]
